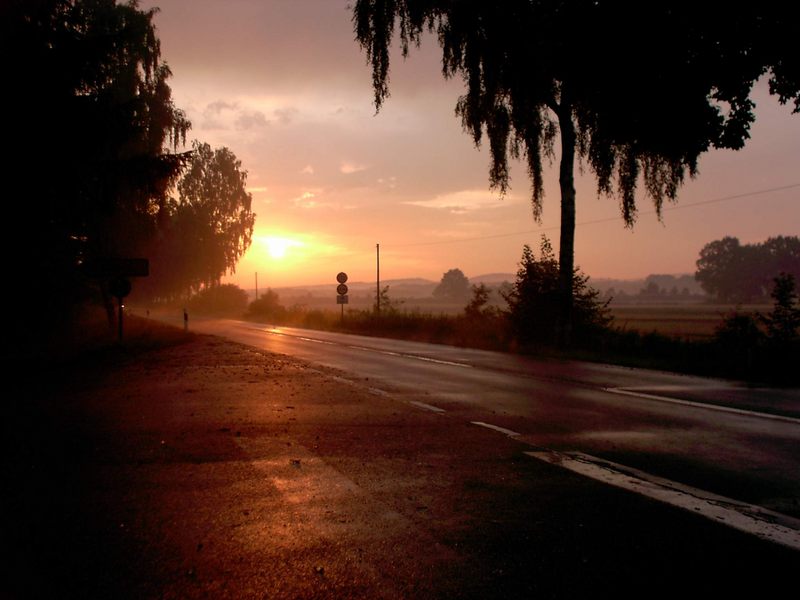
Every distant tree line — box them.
[695,236,800,302]
[234,239,799,382]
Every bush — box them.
[247,289,286,321]
[186,284,248,316]
[503,237,611,347]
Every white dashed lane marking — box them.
[526,449,800,551]
[471,421,521,437]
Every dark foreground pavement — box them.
[3,326,798,599]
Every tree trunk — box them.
[557,100,576,347]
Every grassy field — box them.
[608,303,770,340]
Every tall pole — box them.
[255,272,259,300]
[376,243,380,315]
[118,298,124,342]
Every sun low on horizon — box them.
[149,0,800,291]
[263,236,303,260]
[228,230,363,289]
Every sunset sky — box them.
[142,0,800,289]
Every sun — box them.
[262,236,303,260]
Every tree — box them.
[502,236,609,345]
[433,268,471,302]
[248,289,287,321]
[695,236,800,302]
[186,283,248,316]
[373,285,401,314]
[465,283,493,319]
[760,273,800,344]
[3,0,190,334]
[353,1,800,344]
[147,141,256,298]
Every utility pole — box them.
[376,243,381,315]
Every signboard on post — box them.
[82,257,149,342]
[82,257,149,278]
[336,272,348,321]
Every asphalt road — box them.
[10,317,800,598]
[181,318,800,526]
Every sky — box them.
[141,0,800,289]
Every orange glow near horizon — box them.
[148,0,800,290]
[261,236,304,260]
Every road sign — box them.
[83,257,149,278]
[336,272,348,284]
[337,283,348,296]
[109,278,132,299]
[336,295,349,304]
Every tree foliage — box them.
[465,283,493,319]
[433,268,470,302]
[502,237,610,345]
[4,0,190,332]
[186,283,249,317]
[248,289,287,321]
[145,141,256,300]
[695,236,800,302]
[353,1,800,341]
[760,273,800,344]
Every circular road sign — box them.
[336,272,348,284]
[337,283,349,296]
[109,277,132,299]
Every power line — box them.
[390,182,800,249]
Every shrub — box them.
[503,237,611,346]
[186,284,248,316]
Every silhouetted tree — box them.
[248,289,286,321]
[760,273,800,344]
[148,141,255,299]
[186,283,248,316]
[3,0,190,336]
[433,268,470,302]
[695,236,800,302]
[354,1,800,344]
[503,237,609,346]
[465,283,493,318]
[373,285,401,314]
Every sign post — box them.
[108,277,132,341]
[82,257,149,341]
[336,272,348,322]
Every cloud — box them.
[293,190,318,209]
[340,161,368,174]
[403,189,515,213]
[300,165,314,175]
[274,107,299,125]
[235,110,269,130]
[206,100,236,114]
[377,176,397,189]
[198,99,270,130]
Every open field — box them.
[609,303,771,340]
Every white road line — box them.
[408,400,446,413]
[471,421,521,437]
[526,449,800,551]
[262,328,473,369]
[368,387,390,397]
[606,387,800,425]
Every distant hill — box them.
[470,273,514,284]
[244,272,704,303]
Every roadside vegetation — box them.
[232,239,800,385]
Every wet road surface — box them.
[184,319,800,522]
